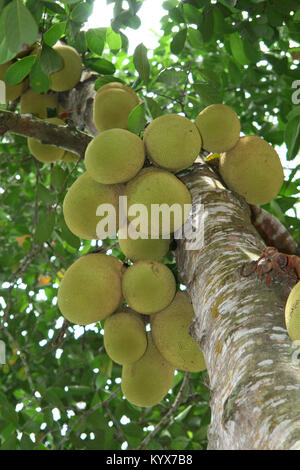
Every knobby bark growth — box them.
[176,163,300,449]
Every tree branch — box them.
[0,110,92,158]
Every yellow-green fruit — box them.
[219,136,284,205]
[104,309,147,364]
[195,104,240,153]
[285,281,300,342]
[63,172,123,240]
[49,45,82,92]
[61,150,79,162]
[58,253,124,325]
[27,117,65,163]
[144,114,202,172]
[118,224,170,261]
[125,167,192,236]
[121,332,175,407]
[93,83,140,132]
[0,62,24,102]
[20,89,59,118]
[122,260,176,314]
[151,291,206,372]
[85,129,145,184]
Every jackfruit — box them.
[121,332,175,407]
[49,44,82,92]
[219,135,284,205]
[27,117,65,163]
[85,128,145,184]
[63,171,123,240]
[151,291,206,372]
[195,103,240,153]
[104,309,147,364]
[57,253,124,325]
[20,89,59,118]
[93,82,140,132]
[125,167,192,236]
[144,113,201,171]
[121,260,176,314]
[118,224,170,262]
[285,281,300,342]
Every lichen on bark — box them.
[176,163,300,450]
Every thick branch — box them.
[0,110,92,158]
[176,164,300,450]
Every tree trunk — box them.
[176,163,300,450]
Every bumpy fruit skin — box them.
[0,62,25,102]
[20,89,59,118]
[195,104,240,153]
[121,332,175,407]
[104,309,147,364]
[125,167,192,236]
[49,45,82,92]
[63,172,123,240]
[122,260,176,314]
[118,224,170,262]
[219,136,284,205]
[144,114,202,172]
[85,129,145,184]
[285,281,300,342]
[93,83,140,132]
[58,253,124,325]
[151,291,206,372]
[27,117,65,163]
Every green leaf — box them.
[51,166,68,190]
[40,44,63,75]
[183,4,201,25]
[35,212,56,244]
[144,96,163,119]
[84,57,115,75]
[193,83,222,106]
[156,68,186,86]
[128,103,147,134]
[43,22,66,47]
[70,2,93,23]
[229,32,249,65]
[5,0,38,54]
[133,43,150,83]
[68,385,92,395]
[187,27,203,49]
[5,56,35,85]
[285,117,300,160]
[106,27,122,53]
[37,184,56,204]
[29,58,50,93]
[170,28,187,55]
[57,215,80,249]
[199,9,214,42]
[86,28,106,56]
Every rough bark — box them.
[176,163,300,450]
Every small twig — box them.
[52,318,70,348]
[59,386,121,449]
[46,241,70,268]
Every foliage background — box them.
[0,0,299,450]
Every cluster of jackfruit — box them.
[57,82,208,406]
[0,43,82,163]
